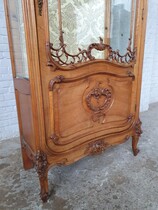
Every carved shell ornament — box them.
[85,83,113,123]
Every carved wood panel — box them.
[47,72,134,153]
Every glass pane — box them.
[48,0,136,66]
[48,0,105,59]
[7,0,28,78]
[110,0,136,55]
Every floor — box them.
[0,103,158,210]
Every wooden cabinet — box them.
[4,0,147,202]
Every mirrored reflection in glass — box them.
[110,0,136,55]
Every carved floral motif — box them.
[86,140,109,155]
[85,84,113,123]
[134,119,143,137]
[35,151,48,179]
[86,86,112,112]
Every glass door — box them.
[48,0,137,67]
[7,0,28,78]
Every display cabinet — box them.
[4,0,147,202]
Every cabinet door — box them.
[36,0,147,157]
[47,71,134,153]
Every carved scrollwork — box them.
[49,75,65,91]
[35,151,48,179]
[87,37,112,60]
[38,0,43,16]
[134,119,143,137]
[108,39,136,64]
[127,114,134,122]
[127,70,135,80]
[85,84,113,123]
[86,140,109,155]
[47,35,136,69]
[86,87,112,112]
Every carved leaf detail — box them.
[86,87,112,112]
[35,151,48,179]
[86,140,109,155]
[85,85,113,123]
[49,75,65,91]
[134,119,143,137]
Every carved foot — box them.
[132,136,140,156]
[39,176,49,203]
[133,147,140,156]
[40,191,49,203]
[35,150,49,202]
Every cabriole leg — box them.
[39,172,49,202]
[132,119,142,156]
[35,150,49,202]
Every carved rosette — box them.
[86,140,109,155]
[35,151,48,179]
[85,85,113,123]
[134,119,143,137]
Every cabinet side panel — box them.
[15,79,36,151]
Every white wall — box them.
[0,0,19,141]
[140,0,158,111]
[0,0,158,141]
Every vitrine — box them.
[4,0,147,202]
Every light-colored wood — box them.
[4,0,147,202]
[104,0,111,49]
